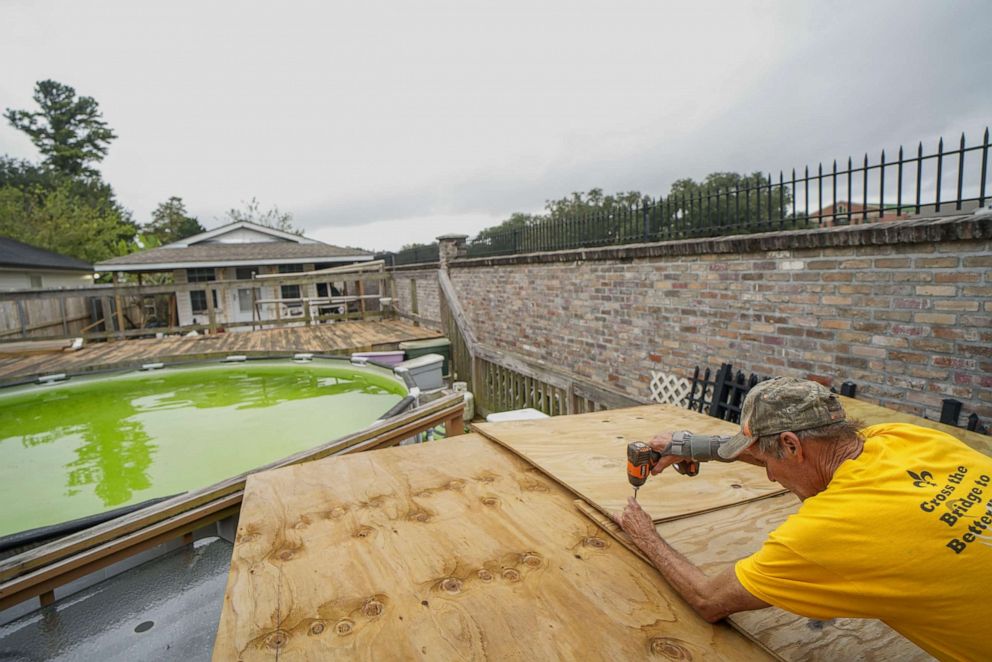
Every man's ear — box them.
[780,432,802,460]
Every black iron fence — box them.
[379,243,440,267]
[467,128,991,258]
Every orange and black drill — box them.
[626,431,731,499]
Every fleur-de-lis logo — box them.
[907,470,936,488]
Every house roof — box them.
[162,221,320,247]
[95,242,373,271]
[95,221,372,272]
[0,236,93,272]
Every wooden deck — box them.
[0,319,442,384]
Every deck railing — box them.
[0,268,396,343]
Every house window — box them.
[30,275,43,289]
[187,268,218,315]
[187,268,215,283]
[190,290,218,314]
[235,267,256,281]
[278,264,303,300]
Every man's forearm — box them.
[628,529,719,619]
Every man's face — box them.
[741,434,821,501]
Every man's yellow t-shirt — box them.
[735,423,992,661]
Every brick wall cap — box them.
[450,214,987,268]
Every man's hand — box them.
[613,497,773,623]
[646,432,692,475]
[614,497,661,550]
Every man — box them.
[616,377,992,661]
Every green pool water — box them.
[0,360,407,537]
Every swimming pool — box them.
[0,357,408,538]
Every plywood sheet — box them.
[474,404,785,522]
[214,434,772,661]
[576,497,931,661]
[839,396,991,456]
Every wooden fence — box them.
[0,296,91,340]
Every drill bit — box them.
[633,486,639,501]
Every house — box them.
[94,222,373,329]
[0,236,94,291]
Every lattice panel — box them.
[649,370,691,407]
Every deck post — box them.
[303,299,312,326]
[206,287,217,334]
[357,280,366,320]
[112,273,126,340]
[444,408,465,437]
[251,287,258,330]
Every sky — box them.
[0,0,989,252]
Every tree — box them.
[225,197,301,234]
[146,196,205,244]
[4,80,117,177]
[664,171,797,236]
[0,178,137,263]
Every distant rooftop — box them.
[0,237,93,272]
[95,221,372,272]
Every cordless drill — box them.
[626,431,731,499]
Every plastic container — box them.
[399,338,452,377]
[351,351,406,367]
[485,408,549,423]
[394,353,445,391]
[452,381,475,421]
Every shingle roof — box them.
[96,242,371,268]
[0,237,93,272]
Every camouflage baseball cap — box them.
[718,377,847,459]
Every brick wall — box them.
[390,268,441,326]
[448,214,992,421]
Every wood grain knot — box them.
[649,637,692,660]
[501,569,521,582]
[447,480,465,490]
[353,525,375,538]
[730,484,743,489]
[417,491,433,498]
[477,570,494,582]
[308,621,325,636]
[362,599,384,618]
[408,511,431,523]
[328,507,348,519]
[582,537,607,549]
[335,619,355,636]
[522,553,543,567]
[278,549,295,561]
[440,578,463,594]
[480,496,500,506]
[265,630,289,650]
